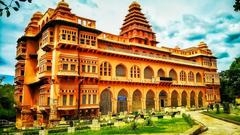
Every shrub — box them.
[215,104,220,114]
[182,113,195,127]
[130,121,138,130]
[144,117,153,126]
[22,130,39,135]
[223,102,230,114]
[48,127,67,133]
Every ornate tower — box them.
[120,1,158,46]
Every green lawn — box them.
[203,109,240,122]
[51,118,191,135]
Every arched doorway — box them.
[190,91,195,107]
[198,91,203,107]
[181,91,187,107]
[132,89,142,112]
[117,89,128,113]
[146,90,155,111]
[159,90,167,108]
[171,90,178,107]
[100,88,112,115]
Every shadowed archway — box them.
[159,90,167,108]
[100,88,112,115]
[146,90,155,111]
[181,91,187,107]
[117,89,128,113]
[190,91,195,107]
[198,91,203,107]
[132,89,142,112]
[171,90,179,107]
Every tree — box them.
[0,76,16,121]
[220,57,240,103]
[0,0,32,17]
[234,0,240,12]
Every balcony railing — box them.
[160,77,173,81]
[14,76,24,83]
[42,42,54,52]
[98,33,129,44]
[58,70,78,76]
[38,71,52,78]
[16,46,26,60]
[80,72,98,78]
[99,47,203,67]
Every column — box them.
[112,98,117,114]
[187,93,190,108]
[142,98,146,111]
[195,94,199,108]
[128,95,132,113]
[178,93,182,107]
[167,94,171,107]
[155,98,159,111]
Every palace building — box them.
[14,0,220,128]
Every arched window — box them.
[116,64,126,77]
[144,66,154,79]
[157,69,165,77]
[180,71,186,81]
[130,65,140,78]
[169,69,177,80]
[100,62,111,76]
[196,72,202,82]
[188,71,194,82]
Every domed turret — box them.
[57,0,69,8]
[198,41,208,49]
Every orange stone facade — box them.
[14,1,220,128]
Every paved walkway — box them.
[187,111,240,135]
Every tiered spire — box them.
[120,1,158,46]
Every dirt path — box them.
[187,111,240,135]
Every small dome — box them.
[33,11,42,17]
[57,0,69,8]
[198,41,208,48]
[129,1,141,10]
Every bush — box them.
[144,117,153,126]
[22,130,39,135]
[48,127,67,133]
[130,121,138,130]
[182,113,195,127]
[223,102,230,114]
[215,104,220,114]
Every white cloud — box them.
[0,0,240,75]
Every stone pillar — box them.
[142,98,146,111]
[112,98,117,114]
[167,95,171,107]
[187,93,190,108]
[195,94,199,108]
[155,98,159,111]
[128,96,132,113]
[178,93,182,107]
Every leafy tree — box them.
[0,0,32,17]
[220,57,240,103]
[0,76,16,121]
[234,0,240,12]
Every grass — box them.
[50,118,191,135]
[203,108,240,122]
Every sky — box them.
[0,0,240,76]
